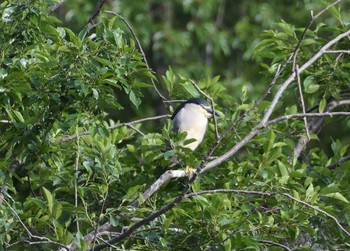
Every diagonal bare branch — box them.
[262,28,350,125]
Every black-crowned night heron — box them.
[171,98,217,151]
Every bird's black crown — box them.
[171,98,210,120]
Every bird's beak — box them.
[207,108,220,118]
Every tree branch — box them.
[131,170,187,207]
[104,11,169,109]
[60,3,349,250]
[281,192,350,237]
[47,0,66,12]
[3,198,69,250]
[258,240,292,251]
[57,114,170,144]
[185,189,350,239]
[88,0,106,25]
[90,27,350,245]
[293,99,350,160]
[325,50,350,54]
[262,27,350,125]
[327,154,350,169]
[291,0,343,71]
[295,64,310,140]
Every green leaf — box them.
[52,203,62,220]
[276,21,295,37]
[278,160,289,177]
[63,27,82,47]
[13,110,24,123]
[0,68,8,79]
[180,81,200,98]
[323,192,349,203]
[303,76,319,94]
[264,130,276,152]
[129,90,141,108]
[42,187,53,214]
[319,98,327,113]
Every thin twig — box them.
[291,0,343,70]
[262,28,350,124]
[91,182,109,250]
[293,99,350,159]
[327,154,350,169]
[258,240,292,251]
[74,129,80,233]
[189,79,220,139]
[88,0,106,25]
[295,64,310,139]
[185,189,350,239]
[164,99,186,103]
[47,0,66,12]
[128,124,145,136]
[265,112,350,127]
[325,50,350,54]
[57,114,170,144]
[281,192,350,237]
[104,11,169,109]
[3,198,69,250]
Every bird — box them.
[171,98,218,151]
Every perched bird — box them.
[171,98,218,151]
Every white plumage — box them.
[171,98,215,151]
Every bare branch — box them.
[88,0,106,26]
[57,114,170,144]
[3,198,69,250]
[291,0,343,70]
[127,124,145,136]
[294,99,350,159]
[203,111,350,173]
[327,154,350,169]
[0,119,10,123]
[295,64,310,140]
[185,189,350,239]
[262,28,350,124]
[281,192,350,237]
[258,240,292,251]
[325,50,350,54]
[47,0,66,12]
[131,170,187,207]
[74,131,80,233]
[266,112,350,127]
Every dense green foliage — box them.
[1,0,350,250]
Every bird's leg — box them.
[185,165,196,176]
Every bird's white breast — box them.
[176,103,209,150]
